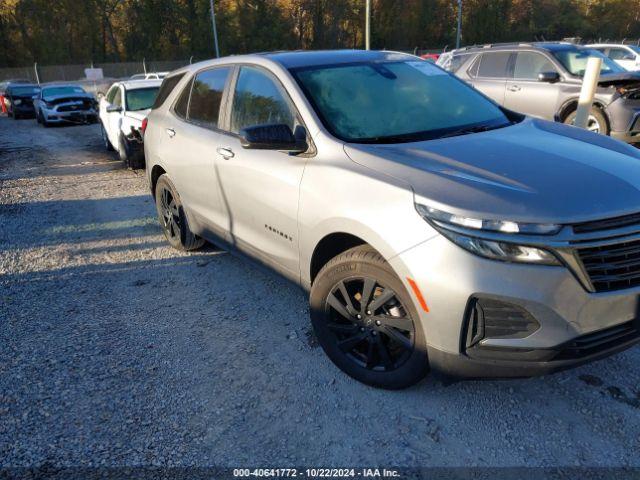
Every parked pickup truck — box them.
[99,79,161,169]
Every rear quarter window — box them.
[152,73,186,109]
[450,54,472,73]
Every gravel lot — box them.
[1,115,639,469]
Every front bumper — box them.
[389,234,640,379]
[607,97,640,143]
[428,320,640,379]
[13,105,36,116]
[43,108,97,124]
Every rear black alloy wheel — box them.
[154,175,205,251]
[159,184,181,244]
[310,245,429,389]
[325,277,415,371]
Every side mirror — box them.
[538,71,560,83]
[239,124,307,153]
[106,104,122,113]
[623,54,636,61]
[32,95,38,100]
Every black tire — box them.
[101,123,114,151]
[154,174,205,251]
[118,135,131,169]
[310,245,429,389]
[12,112,19,120]
[41,111,50,128]
[563,106,609,135]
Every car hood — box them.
[43,94,94,104]
[344,118,640,224]
[597,72,640,87]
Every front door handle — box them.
[216,147,235,160]
[508,85,521,92]
[166,128,176,138]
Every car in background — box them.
[440,42,640,143]
[587,43,640,71]
[99,79,161,168]
[33,84,98,126]
[130,72,168,80]
[144,50,640,388]
[0,78,31,113]
[4,83,40,119]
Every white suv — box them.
[587,44,640,71]
[99,79,161,169]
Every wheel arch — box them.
[557,97,609,123]
[150,165,166,198]
[309,232,376,285]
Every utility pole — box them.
[210,0,220,58]
[456,0,462,49]
[365,0,371,50]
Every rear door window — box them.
[513,52,557,79]
[476,52,512,78]
[187,67,231,127]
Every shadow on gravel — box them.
[1,160,126,180]
[0,253,228,285]
[0,195,159,250]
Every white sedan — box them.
[99,79,161,169]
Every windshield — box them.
[629,45,640,54]
[125,87,160,111]
[10,86,40,96]
[552,48,626,76]
[42,86,86,99]
[291,60,511,143]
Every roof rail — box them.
[453,40,575,53]
[452,42,532,52]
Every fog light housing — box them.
[464,298,540,348]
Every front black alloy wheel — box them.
[310,245,429,389]
[325,277,415,371]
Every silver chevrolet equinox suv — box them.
[438,42,640,144]
[145,50,640,389]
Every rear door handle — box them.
[508,85,521,92]
[166,128,176,138]
[216,147,235,159]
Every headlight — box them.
[14,99,22,105]
[442,230,560,265]
[416,204,561,235]
[416,204,561,265]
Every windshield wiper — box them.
[437,122,512,139]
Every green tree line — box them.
[1,0,639,67]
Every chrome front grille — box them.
[577,238,640,292]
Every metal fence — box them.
[0,60,191,83]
